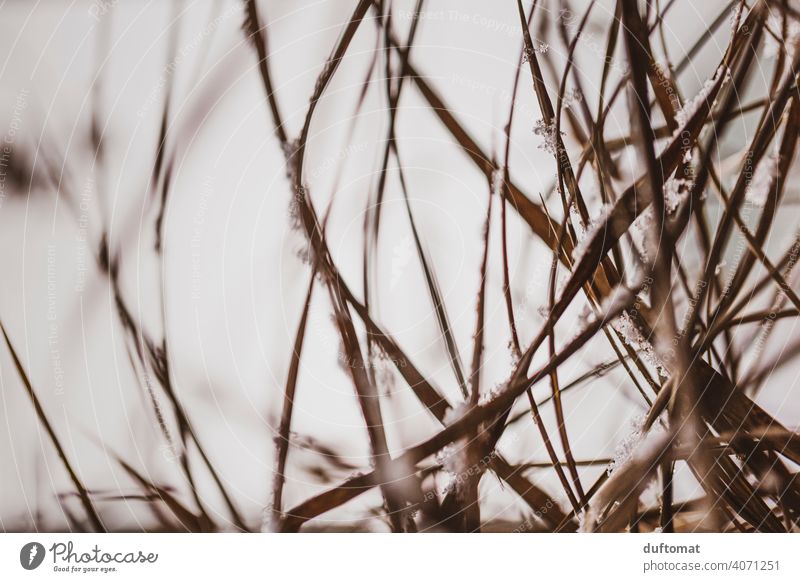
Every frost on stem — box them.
[745,150,780,207]
[533,119,565,156]
[674,66,730,132]
[664,177,693,214]
[571,203,614,266]
[288,178,310,230]
[611,310,665,374]
[281,137,298,162]
[311,59,336,101]
[632,211,652,264]
[507,339,522,364]
[569,201,587,233]
[282,137,311,234]
[490,167,505,198]
[730,2,744,33]
[478,382,504,406]
[435,440,469,495]
[607,414,646,476]
[522,42,549,63]
[536,269,572,317]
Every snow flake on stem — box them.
[674,66,730,132]
[533,119,565,155]
[745,150,780,207]
[523,42,549,63]
[607,414,646,476]
[571,203,614,266]
[664,177,693,214]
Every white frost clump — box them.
[607,414,646,476]
[436,441,469,495]
[674,66,730,131]
[730,3,744,33]
[572,203,614,265]
[745,151,780,207]
[523,42,549,63]
[479,383,504,406]
[570,203,587,233]
[491,167,505,197]
[632,208,654,264]
[664,177,693,213]
[533,119,564,155]
[612,310,665,374]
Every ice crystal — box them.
[664,177,693,214]
[674,66,730,131]
[436,440,469,495]
[745,150,780,207]
[533,119,564,155]
[522,42,549,63]
[572,203,614,265]
[612,310,665,374]
[570,203,587,234]
[730,2,744,33]
[607,414,646,476]
[479,383,504,406]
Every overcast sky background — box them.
[1,0,798,532]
